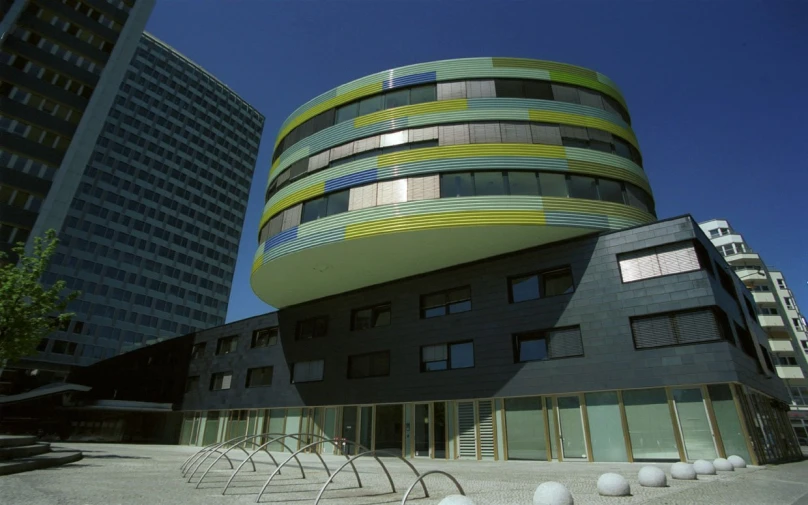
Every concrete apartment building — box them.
[171,58,801,464]
[0,0,264,392]
[700,219,808,444]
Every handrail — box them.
[400,470,465,505]
[313,449,429,505]
[222,433,345,496]
[255,438,370,503]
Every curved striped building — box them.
[252,58,655,308]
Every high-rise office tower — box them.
[700,219,808,444]
[2,11,265,388]
[1,0,155,255]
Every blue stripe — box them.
[382,71,437,90]
[324,168,378,192]
[264,227,298,251]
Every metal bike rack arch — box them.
[182,436,256,478]
[194,433,305,488]
[185,435,259,482]
[181,441,218,473]
[400,470,465,505]
[313,449,429,505]
[222,433,354,497]
[255,438,373,503]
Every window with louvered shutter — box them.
[547,327,584,358]
[407,175,439,201]
[631,308,724,349]
[469,122,502,144]
[377,179,407,205]
[348,183,377,211]
[618,241,703,282]
[281,204,301,230]
[308,151,330,172]
[409,126,438,142]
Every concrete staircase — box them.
[0,435,82,476]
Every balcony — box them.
[776,365,805,379]
[759,314,786,329]
[752,292,776,304]
[769,339,795,353]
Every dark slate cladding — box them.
[179,215,792,412]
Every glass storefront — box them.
[623,388,679,461]
[181,383,799,465]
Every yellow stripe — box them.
[345,210,547,239]
[528,110,639,149]
[252,257,263,273]
[354,99,468,128]
[377,143,566,167]
[566,160,651,193]
[261,182,325,226]
[549,71,628,109]
[275,82,383,149]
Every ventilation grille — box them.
[457,401,476,459]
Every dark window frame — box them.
[251,327,278,348]
[295,316,329,341]
[209,371,233,391]
[630,306,735,351]
[507,266,575,304]
[215,335,238,355]
[245,366,274,388]
[347,350,391,379]
[420,340,475,372]
[512,325,585,363]
[350,303,392,331]
[190,342,206,359]
[420,286,472,319]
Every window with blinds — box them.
[513,326,584,362]
[630,307,731,349]
[291,360,324,383]
[618,241,703,283]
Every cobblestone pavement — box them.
[3,443,807,505]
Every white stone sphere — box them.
[670,462,697,480]
[597,473,631,497]
[693,459,716,475]
[713,458,734,471]
[638,466,667,487]
[438,495,476,505]
[533,481,574,505]
[727,455,747,468]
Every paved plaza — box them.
[2,443,807,505]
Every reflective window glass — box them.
[509,274,539,302]
[524,80,553,100]
[539,173,568,197]
[358,94,384,115]
[474,171,506,195]
[494,79,524,98]
[599,179,625,204]
[336,102,359,123]
[326,190,350,216]
[384,89,410,109]
[449,341,474,369]
[507,172,540,196]
[568,176,599,200]
[410,84,436,104]
[440,172,473,198]
[301,197,327,223]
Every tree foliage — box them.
[0,229,80,362]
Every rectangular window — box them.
[347,350,390,379]
[410,84,436,104]
[618,241,704,282]
[506,171,540,195]
[538,172,568,197]
[777,279,786,289]
[513,326,584,362]
[439,172,473,198]
[508,267,574,303]
[336,102,359,123]
[215,335,238,355]
[296,316,328,340]
[567,175,599,200]
[384,89,409,109]
[190,342,206,359]
[301,196,328,223]
[291,360,324,383]
[185,376,199,393]
[251,327,278,348]
[784,297,794,309]
[351,303,391,330]
[421,341,474,372]
[473,171,506,195]
[326,189,350,216]
[358,94,383,115]
[598,179,625,204]
[420,286,471,318]
[51,340,77,355]
[209,372,232,391]
[630,307,732,349]
[246,366,274,387]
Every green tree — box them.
[0,229,80,362]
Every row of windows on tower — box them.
[274,77,630,161]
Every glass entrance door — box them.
[672,388,717,461]
[557,396,587,460]
[414,403,430,457]
[434,402,447,459]
[375,404,403,455]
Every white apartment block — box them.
[700,219,808,444]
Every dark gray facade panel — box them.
[19,14,108,63]
[3,97,76,138]
[2,64,88,110]
[1,131,63,167]
[0,166,52,195]
[35,0,119,43]
[0,203,37,228]
[4,36,99,87]
[180,216,791,412]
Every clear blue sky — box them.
[144,1,808,323]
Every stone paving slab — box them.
[1,443,806,505]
